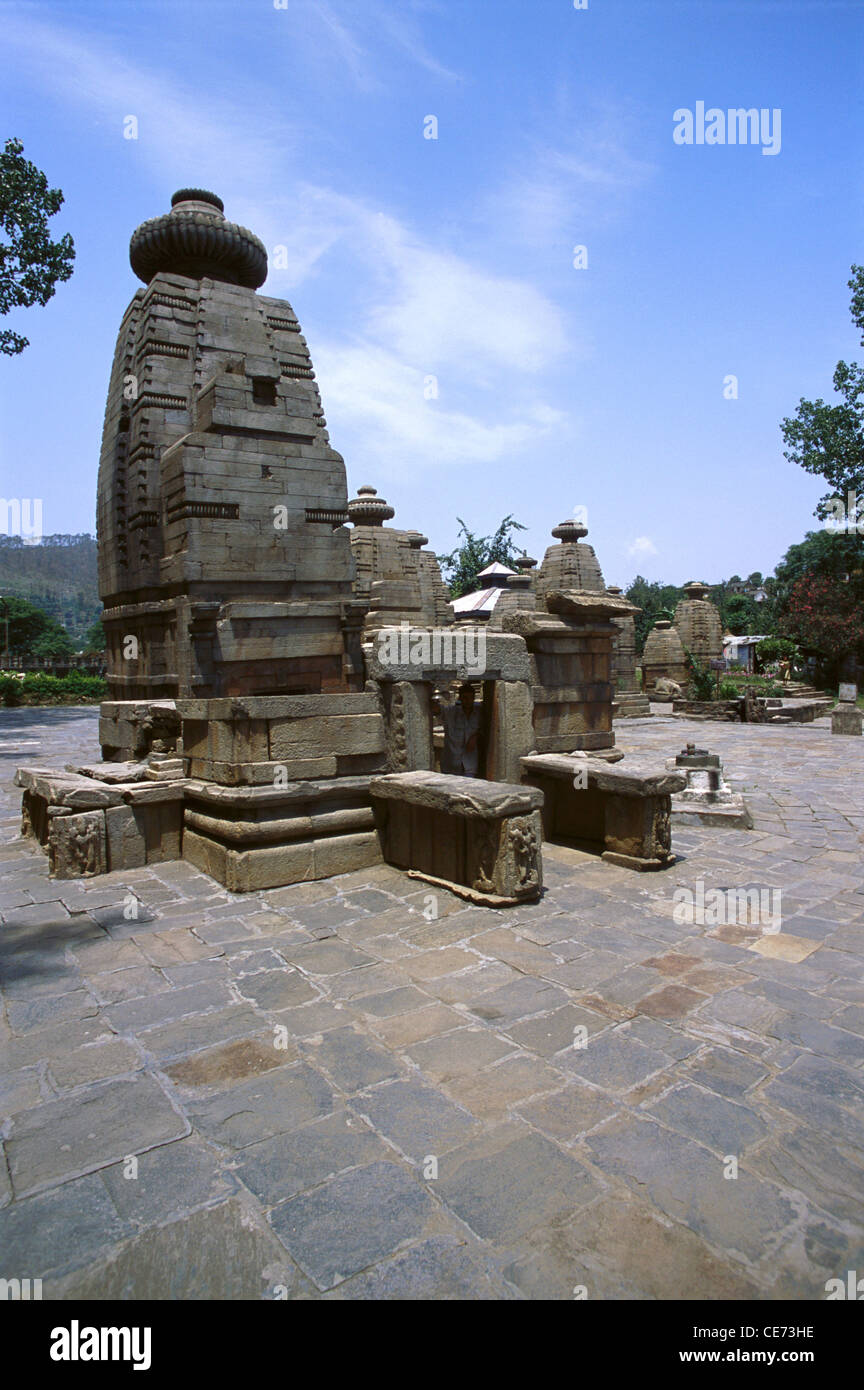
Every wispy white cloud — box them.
[315,342,566,475]
[628,536,658,557]
[288,0,462,90]
[482,105,656,250]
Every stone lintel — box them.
[364,629,531,682]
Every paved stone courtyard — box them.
[1,706,862,1300]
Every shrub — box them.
[15,672,107,704]
[685,654,717,701]
[0,674,24,706]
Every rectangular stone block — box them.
[831,705,862,736]
[105,805,147,870]
[49,811,107,879]
[269,714,384,760]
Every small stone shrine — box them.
[673,580,724,666]
[641,619,689,693]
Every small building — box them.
[723,634,771,672]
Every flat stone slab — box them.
[521,752,685,797]
[46,1198,308,1300]
[15,767,125,808]
[268,1160,437,1291]
[364,629,531,682]
[370,770,543,819]
[5,1075,188,1196]
[671,794,754,829]
[68,761,149,783]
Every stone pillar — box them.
[602,794,673,872]
[382,681,434,770]
[485,680,534,783]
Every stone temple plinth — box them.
[97,189,362,714]
[673,580,723,666]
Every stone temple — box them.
[97,188,364,706]
[673,580,723,666]
[16,190,686,900]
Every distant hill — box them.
[0,534,100,644]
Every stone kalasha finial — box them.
[346,485,395,527]
[171,188,225,212]
[653,619,673,629]
[515,555,537,571]
[129,189,268,289]
[682,579,710,599]
[405,531,429,549]
[551,519,588,543]
[606,584,622,595]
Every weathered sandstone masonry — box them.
[16,188,686,896]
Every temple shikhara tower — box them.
[17,188,686,895]
[673,580,724,666]
[97,189,362,702]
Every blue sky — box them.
[0,0,862,586]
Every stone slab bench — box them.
[369,770,543,906]
[520,753,685,871]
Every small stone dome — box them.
[129,189,268,289]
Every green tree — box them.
[0,594,71,657]
[772,529,864,605]
[781,265,864,520]
[624,577,682,654]
[438,515,527,598]
[83,618,105,652]
[754,636,798,670]
[0,138,75,355]
[721,592,759,636]
[30,626,75,660]
[769,530,864,679]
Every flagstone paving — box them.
[0,705,862,1300]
